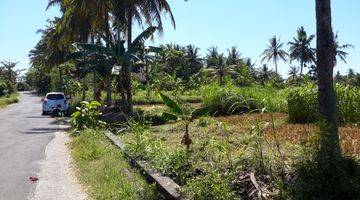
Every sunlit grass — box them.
[70,129,162,200]
[0,93,19,108]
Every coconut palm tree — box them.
[206,46,220,67]
[260,36,288,76]
[185,45,203,76]
[288,66,299,79]
[257,64,271,85]
[47,0,113,103]
[206,55,236,85]
[316,0,339,151]
[288,27,316,78]
[119,0,175,115]
[226,46,242,66]
[333,33,355,65]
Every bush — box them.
[0,81,6,96]
[70,101,106,131]
[287,83,360,124]
[185,171,238,200]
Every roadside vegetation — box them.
[22,0,360,199]
[0,93,19,108]
[0,61,21,108]
[70,129,162,200]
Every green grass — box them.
[70,129,162,200]
[119,114,299,199]
[201,83,288,115]
[0,93,19,108]
[118,112,360,199]
[287,83,360,124]
[133,89,202,105]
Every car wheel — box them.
[42,111,46,115]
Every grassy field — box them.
[133,89,202,105]
[70,129,163,200]
[71,84,360,199]
[0,93,19,109]
[119,111,360,199]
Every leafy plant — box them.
[185,171,238,200]
[70,101,106,131]
[159,92,211,150]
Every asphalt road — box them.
[0,92,66,200]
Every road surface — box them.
[0,92,66,199]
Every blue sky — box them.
[1,0,359,77]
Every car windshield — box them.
[46,94,65,100]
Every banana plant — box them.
[159,92,212,150]
[67,26,158,112]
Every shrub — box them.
[185,171,238,200]
[287,83,360,124]
[0,81,6,96]
[70,101,106,131]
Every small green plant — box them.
[159,92,211,150]
[196,116,215,127]
[185,171,238,200]
[70,101,106,131]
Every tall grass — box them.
[287,83,360,125]
[0,93,19,108]
[201,83,288,115]
[70,129,161,200]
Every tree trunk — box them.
[91,36,97,101]
[93,68,96,101]
[82,77,86,101]
[299,61,304,79]
[104,27,112,106]
[105,75,112,106]
[59,67,63,91]
[315,0,340,152]
[125,5,133,115]
[274,59,278,76]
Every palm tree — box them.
[120,0,175,115]
[288,26,316,78]
[227,46,242,65]
[288,66,299,79]
[206,55,236,85]
[257,64,271,85]
[48,0,113,103]
[260,36,288,76]
[333,33,355,65]
[316,0,339,151]
[185,45,202,76]
[206,46,220,67]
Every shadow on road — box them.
[22,127,69,134]
[25,116,49,119]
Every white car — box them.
[42,92,69,115]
